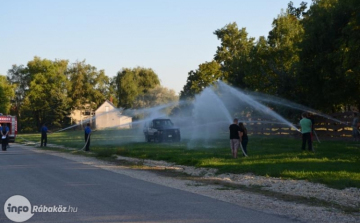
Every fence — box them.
[246,112,356,139]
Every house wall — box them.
[119,116,132,129]
[70,109,93,125]
[95,101,132,129]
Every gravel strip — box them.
[26,146,360,223]
[119,156,360,209]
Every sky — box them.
[0,0,305,94]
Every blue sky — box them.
[0,0,305,94]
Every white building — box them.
[69,100,132,129]
[94,100,132,129]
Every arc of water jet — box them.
[313,130,321,143]
[243,121,293,125]
[124,101,179,116]
[217,81,300,132]
[250,94,347,125]
[54,101,178,133]
[54,108,123,133]
[206,88,233,123]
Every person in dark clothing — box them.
[0,124,2,148]
[238,122,248,156]
[229,118,241,158]
[352,113,360,141]
[84,123,91,151]
[40,124,50,147]
[1,124,9,151]
[307,113,315,142]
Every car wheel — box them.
[145,134,151,142]
[156,134,162,143]
[175,136,181,142]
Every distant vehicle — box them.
[0,115,17,142]
[143,118,181,142]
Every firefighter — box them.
[84,123,91,151]
[1,124,9,151]
[0,124,2,149]
[40,123,50,147]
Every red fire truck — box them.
[0,115,17,142]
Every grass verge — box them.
[17,129,360,189]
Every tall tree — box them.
[214,23,255,88]
[25,57,70,129]
[299,0,360,111]
[265,6,305,99]
[108,77,119,106]
[242,36,273,93]
[180,61,221,100]
[0,75,15,114]
[133,86,178,109]
[114,67,160,108]
[287,1,308,19]
[67,60,110,110]
[7,64,30,117]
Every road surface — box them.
[0,144,296,223]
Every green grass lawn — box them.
[17,129,360,189]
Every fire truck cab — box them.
[0,114,17,143]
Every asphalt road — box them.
[0,144,296,223]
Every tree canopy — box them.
[0,75,15,114]
[133,86,178,108]
[114,67,160,108]
[4,0,360,131]
[6,58,165,131]
[181,0,360,112]
[67,60,110,110]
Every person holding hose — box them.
[229,118,241,158]
[1,124,9,151]
[84,123,91,152]
[352,113,360,141]
[40,123,50,147]
[307,113,315,142]
[238,122,248,156]
[300,112,313,151]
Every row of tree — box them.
[1,0,358,130]
[180,0,360,112]
[0,57,177,131]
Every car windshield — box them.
[153,120,174,127]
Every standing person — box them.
[40,124,50,147]
[0,124,2,150]
[1,124,9,151]
[238,122,248,156]
[352,113,360,141]
[300,112,313,151]
[229,118,241,158]
[84,123,91,152]
[307,113,315,142]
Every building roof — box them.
[95,100,117,113]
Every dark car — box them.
[143,118,181,142]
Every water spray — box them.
[217,81,300,132]
[313,130,321,143]
[249,92,347,125]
